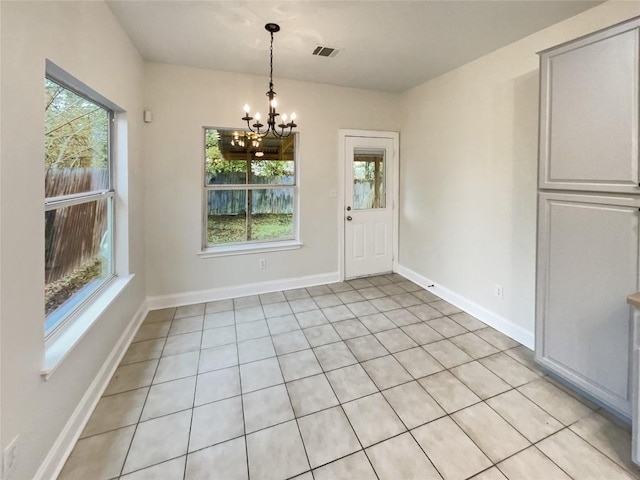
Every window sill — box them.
[198,240,303,258]
[42,274,134,379]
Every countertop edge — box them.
[627,292,640,308]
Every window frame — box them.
[44,75,116,340]
[201,127,301,256]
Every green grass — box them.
[45,256,103,316]
[208,213,293,244]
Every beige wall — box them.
[398,1,640,340]
[143,63,401,300]
[0,2,145,478]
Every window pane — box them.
[250,188,294,241]
[205,129,248,185]
[45,78,110,196]
[205,128,296,186]
[251,161,295,185]
[206,161,247,185]
[207,190,247,245]
[353,148,386,210]
[204,128,297,249]
[45,197,112,332]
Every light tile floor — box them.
[59,274,640,480]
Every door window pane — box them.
[353,148,385,210]
[45,197,112,331]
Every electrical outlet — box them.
[3,435,19,478]
[495,284,504,299]
[259,258,266,269]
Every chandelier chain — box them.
[269,31,274,90]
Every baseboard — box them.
[36,300,149,480]
[147,272,341,310]
[395,264,534,349]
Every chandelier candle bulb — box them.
[244,104,250,114]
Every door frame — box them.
[338,129,400,281]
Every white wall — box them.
[0,2,145,478]
[143,64,401,301]
[399,1,640,343]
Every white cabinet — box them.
[538,19,640,193]
[536,192,640,417]
[536,17,640,423]
[629,299,640,465]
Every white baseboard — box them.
[395,264,534,349]
[36,300,149,480]
[147,272,341,310]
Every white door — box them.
[344,135,395,279]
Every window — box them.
[353,148,386,210]
[44,77,114,336]
[203,128,297,249]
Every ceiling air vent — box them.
[312,45,339,58]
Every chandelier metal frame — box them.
[241,23,297,138]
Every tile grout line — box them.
[117,308,179,478]
[98,361,548,458]
[269,294,315,479]
[508,441,575,480]
[296,284,379,476]
[558,426,640,479]
[71,274,625,480]
[231,305,252,480]
[178,308,208,480]
[85,326,539,440]
[301,328,380,480]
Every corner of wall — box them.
[396,264,534,349]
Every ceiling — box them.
[107,0,602,93]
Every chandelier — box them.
[230,131,264,157]
[242,23,297,138]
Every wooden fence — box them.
[207,177,378,214]
[207,174,294,215]
[45,168,108,283]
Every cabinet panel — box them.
[536,193,640,416]
[539,20,639,193]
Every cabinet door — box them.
[539,19,640,193]
[536,192,640,417]
[632,308,640,466]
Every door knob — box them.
[346,216,352,221]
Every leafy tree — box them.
[253,160,294,177]
[45,78,108,171]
